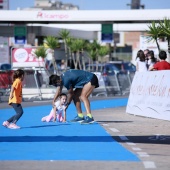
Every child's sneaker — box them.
[81,116,94,124]
[8,123,20,129]
[41,117,46,122]
[2,121,10,128]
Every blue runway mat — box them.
[0,98,140,161]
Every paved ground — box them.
[0,98,170,170]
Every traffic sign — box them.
[101,24,113,43]
[101,33,113,42]
[14,36,26,44]
[102,24,113,34]
[14,26,27,36]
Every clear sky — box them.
[9,0,170,10]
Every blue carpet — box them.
[0,98,140,161]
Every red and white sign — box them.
[12,48,44,68]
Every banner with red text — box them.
[126,71,170,121]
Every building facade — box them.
[0,0,9,10]
[32,0,79,10]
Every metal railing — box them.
[0,69,135,102]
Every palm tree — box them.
[159,18,170,53]
[86,40,101,71]
[44,36,60,74]
[87,40,100,61]
[146,21,162,52]
[66,36,73,68]
[75,39,83,70]
[80,40,89,70]
[33,46,48,99]
[74,39,88,70]
[68,38,82,69]
[98,46,109,63]
[58,29,70,69]
[33,46,47,69]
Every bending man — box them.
[49,69,99,124]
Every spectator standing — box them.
[136,50,148,72]
[149,51,170,71]
[147,50,157,70]
[144,49,149,60]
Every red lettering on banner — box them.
[130,74,168,97]
[167,88,170,97]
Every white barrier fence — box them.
[126,71,170,121]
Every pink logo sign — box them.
[37,12,69,19]
[12,48,44,68]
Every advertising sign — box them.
[126,71,170,121]
[12,48,44,68]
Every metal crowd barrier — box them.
[0,69,135,102]
[92,71,135,97]
[0,70,13,102]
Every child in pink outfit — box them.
[41,93,67,122]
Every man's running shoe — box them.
[81,116,94,124]
[70,115,84,122]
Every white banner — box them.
[126,71,170,121]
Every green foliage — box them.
[146,21,162,52]
[98,46,109,57]
[146,21,162,42]
[44,36,59,50]
[159,18,170,52]
[34,46,47,59]
[88,50,98,61]
[86,40,101,61]
[68,38,77,52]
[67,38,86,52]
[87,40,101,51]
[58,29,70,40]
[147,18,170,53]
[66,36,73,46]
[159,18,170,36]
